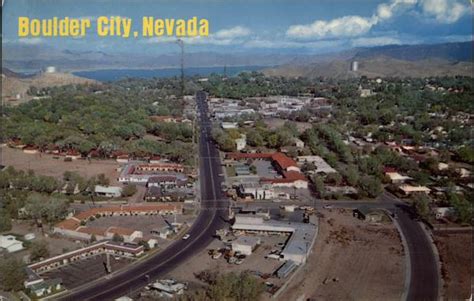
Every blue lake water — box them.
[73,66,266,81]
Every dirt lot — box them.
[0,146,120,184]
[166,234,287,285]
[434,231,473,300]
[278,209,405,301]
[264,118,312,133]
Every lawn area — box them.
[226,166,236,177]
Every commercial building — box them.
[147,174,188,189]
[231,236,261,255]
[227,152,308,189]
[297,156,337,174]
[28,241,144,275]
[95,185,123,197]
[54,204,182,241]
[0,235,24,253]
[119,162,185,184]
[238,182,274,200]
[231,215,317,264]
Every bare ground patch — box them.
[434,232,473,300]
[277,209,405,301]
[1,146,120,184]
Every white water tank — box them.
[45,66,57,73]
[350,61,359,72]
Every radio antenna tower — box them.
[176,39,185,100]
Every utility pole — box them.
[176,39,185,100]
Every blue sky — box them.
[2,0,472,55]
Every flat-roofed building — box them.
[95,185,122,197]
[399,185,431,195]
[231,215,317,264]
[0,235,24,253]
[231,236,261,255]
[238,182,274,200]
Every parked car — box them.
[182,234,191,240]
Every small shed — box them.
[353,206,385,223]
[276,260,297,278]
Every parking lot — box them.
[42,255,134,289]
[252,160,278,179]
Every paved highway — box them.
[59,91,228,300]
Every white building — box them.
[385,172,412,184]
[238,182,274,200]
[297,156,337,174]
[232,215,317,264]
[95,185,123,197]
[399,185,431,196]
[293,138,305,148]
[231,236,261,255]
[235,134,247,151]
[221,122,238,129]
[0,235,24,253]
[105,227,143,243]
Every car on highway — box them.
[182,234,190,240]
[323,205,334,209]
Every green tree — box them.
[30,240,50,261]
[358,176,382,198]
[448,193,472,224]
[122,184,137,197]
[457,146,474,164]
[112,233,124,242]
[208,272,265,301]
[0,209,12,232]
[343,165,360,186]
[0,257,26,291]
[413,193,430,219]
[246,130,264,147]
[312,175,325,198]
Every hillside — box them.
[264,56,473,78]
[354,41,472,62]
[1,68,98,105]
[264,41,473,78]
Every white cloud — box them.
[144,26,251,46]
[214,26,251,39]
[244,38,345,49]
[287,16,377,39]
[351,36,402,47]
[376,0,417,21]
[286,0,468,40]
[18,38,43,45]
[419,0,469,23]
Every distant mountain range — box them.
[353,41,472,62]
[264,41,473,78]
[2,41,472,78]
[3,45,300,73]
